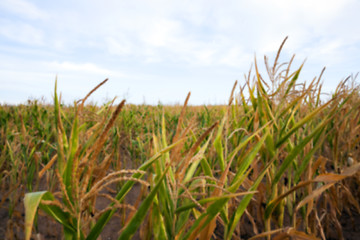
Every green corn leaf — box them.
[284,66,302,96]
[276,101,331,148]
[86,139,183,240]
[214,116,226,171]
[180,197,229,240]
[152,198,168,239]
[25,191,76,240]
[226,153,275,240]
[294,131,326,183]
[272,118,329,187]
[200,156,213,178]
[175,192,256,214]
[24,191,45,240]
[118,165,170,240]
[227,125,269,192]
[184,132,213,183]
[228,132,267,193]
[175,210,191,235]
[248,83,257,110]
[63,106,80,205]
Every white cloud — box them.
[44,61,126,78]
[0,20,44,45]
[0,0,48,20]
[0,58,130,104]
[0,0,359,104]
[106,37,134,56]
[141,19,182,48]
[219,47,251,67]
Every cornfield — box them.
[1,39,360,240]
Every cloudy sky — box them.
[0,0,359,105]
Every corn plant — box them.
[2,37,356,239]
[24,79,178,239]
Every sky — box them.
[0,0,359,105]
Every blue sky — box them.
[0,0,359,105]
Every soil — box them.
[335,209,360,240]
